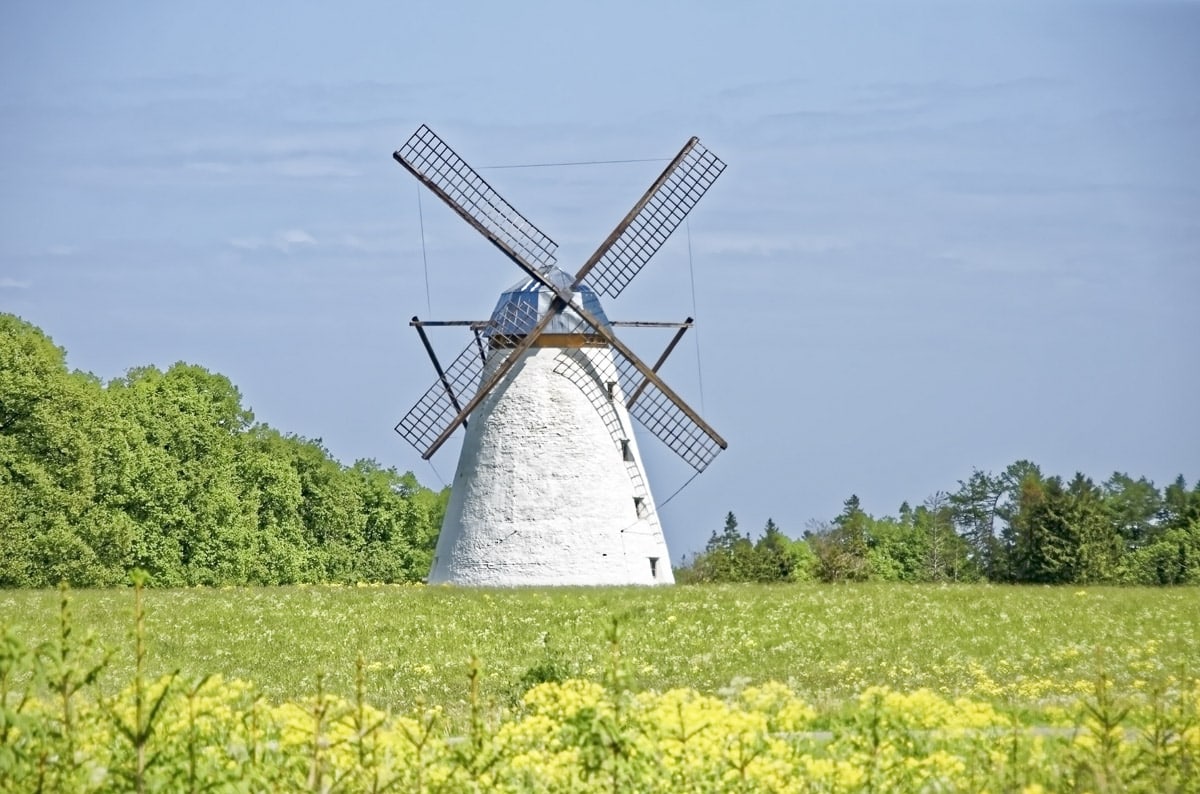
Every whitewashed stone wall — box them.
[429,345,674,586]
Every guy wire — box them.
[480,157,669,170]
[686,221,707,415]
[425,459,448,490]
[658,470,703,510]
[417,186,432,316]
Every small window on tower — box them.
[621,439,633,462]
[649,557,659,579]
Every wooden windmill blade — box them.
[394,338,484,453]
[394,125,558,281]
[393,126,564,457]
[415,290,567,459]
[566,301,727,470]
[573,137,725,298]
[612,349,724,472]
[429,135,729,467]
[394,295,542,456]
[553,139,727,468]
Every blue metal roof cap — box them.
[486,267,611,337]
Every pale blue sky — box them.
[3,1,1197,559]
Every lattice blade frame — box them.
[395,342,484,454]
[395,125,557,272]
[613,350,723,472]
[395,297,542,455]
[498,259,726,471]
[580,138,725,298]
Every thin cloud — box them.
[272,157,359,178]
[229,228,318,253]
[278,229,316,249]
[183,161,234,174]
[0,277,32,289]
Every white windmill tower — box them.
[393,125,726,586]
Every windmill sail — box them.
[395,125,558,273]
[395,342,484,454]
[395,296,542,454]
[578,138,726,298]
[612,349,724,472]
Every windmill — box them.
[393,125,726,586]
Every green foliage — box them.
[683,514,817,584]
[1119,524,1200,585]
[755,518,818,583]
[1104,472,1162,548]
[1009,473,1123,584]
[514,631,570,699]
[810,495,872,583]
[0,313,447,587]
[773,462,1200,586]
[802,497,976,585]
[948,468,1007,577]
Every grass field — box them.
[5,582,1197,728]
[5,582,1200,791]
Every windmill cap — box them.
[486,266,612,339]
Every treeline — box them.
[680,461,1200,585]
[0,314,448,588]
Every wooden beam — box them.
[412,316,467,430]
[627,318,692,408]
[571,137,699,288]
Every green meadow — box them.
[5,582,1196,727]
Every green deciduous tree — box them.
[751,518,817,582]
[108,363,257,585]
[949,469,1007,578]
[0,313,447,588]
[0,316,134,586]
[809,496,872,583]
[680,515,815,584]
[694,512,752,582]
[915,493,975,582]
[1119,476,1200,584]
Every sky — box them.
[2,1,1198,561]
